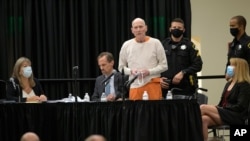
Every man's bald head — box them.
[132,18,146,27]
[85,134,106,141]
[20,132,40,141]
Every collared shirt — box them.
[104,74,115,96]
[110,75,115,95]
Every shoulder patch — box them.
[192,44,196,49]
[191,42,197,50]
[248,42,250,48]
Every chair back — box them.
[0,80,7,99]
[246,100,250,125]
[197,93,208,105]
[170,88,193,100]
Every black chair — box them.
[170,88,193,100]
[196,88,208,105]
[197,93,208,105]
[0,80,7,99]
[208,125,230,140]
[170,87,208,101]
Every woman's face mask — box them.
[22,66,33,78]
[226,66,234,78]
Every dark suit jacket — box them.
[218,81,250,117]
[92,72,128,101]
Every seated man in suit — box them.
[92,52,128,101]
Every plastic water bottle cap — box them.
[142,91,149,100]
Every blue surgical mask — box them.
[22,66,33,78]
[226,66,234,78]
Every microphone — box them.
[121,68,124,76]
[101,70,116,85]
[125,73,139,87]
[9,77,16,90]
[73,66,79,71]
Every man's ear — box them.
[131,27,134,34]
[239,25,244,32]
[145,25,148,32]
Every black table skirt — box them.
[0,100,203,141]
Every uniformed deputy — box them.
[160,18,203,97]
[227,15,250,71]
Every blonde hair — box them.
[12,57,35,87]
[229,58,250,83]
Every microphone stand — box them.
[101,79,112,102]
[121,69,125,102]
[72,66,79,102]
[121,69,126,141]
[102,80,106,97]
[72,66,79,141]
[16,84,21,103]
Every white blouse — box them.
[22,90,36,98]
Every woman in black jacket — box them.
[6,57,47,102]
[200,58,250,141]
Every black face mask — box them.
[170,29,183,38]
[230,28,239,37]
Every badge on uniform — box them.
[248,42,250,48]
[237,44,242,50]
[180,45,186,50]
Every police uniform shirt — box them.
[227,33,250,66]
[161,37,202,79]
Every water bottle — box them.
[166,90,173,100]
[68,93,73,102]
[100,92,107,102]
[142,91,149,100]
[84,93,90,102]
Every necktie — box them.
[105,81,110,96]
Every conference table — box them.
[0,99,203,141]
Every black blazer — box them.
[6,78,44,102]
[218,81,250,117]
[92,72,128,101]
